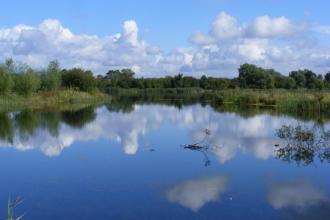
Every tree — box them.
[289,70,306,88]
[13,69,41,96]
[0,66,13,95]
[283,77,296,89]
[106,69,135,88]
[325,71,330,87]
[41,60,62,91]
[61,68,96,92]
[289,69,324,89]
[238,64,274,89]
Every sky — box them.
[0,0,329,77]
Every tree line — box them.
[1,58,330,97]
[0,59,97,96]
[98,63,330,91]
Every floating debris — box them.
[181,128,215,167]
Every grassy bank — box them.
[0,89,110,111]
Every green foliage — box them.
[1,57,330,100]
[324,71,330,88]
[13,69,41,96]
[106,68,135,88]
[41,60,61,91]
[61,68,96,92]
[238,63,274,89]
[0,66,13,95]
[289,69,324,89]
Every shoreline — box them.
[0,90,110,111]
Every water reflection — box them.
[267,178,330,219]
[268,179,327,210]
[1,101,330,219]
[165,175,228,212]
[0,102,329,167]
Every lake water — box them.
[0,101,330,219]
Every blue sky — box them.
[0,0,329,76]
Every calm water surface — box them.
[0,102,329,219]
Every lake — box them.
[1,100,330,220]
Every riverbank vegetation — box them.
[96,63,330,90]
[1,58,330,113]
[0,59,108,109]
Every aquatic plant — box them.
[275,125,330,165]
[6,197,24,220]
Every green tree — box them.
[324,71,330,88]
[106,69,135,88]
[289,70,306,88]
[238,64,274,89]
[41,60,62,91]
[0,66,13,95]
[61,68,96,92]
[13,69,41,96]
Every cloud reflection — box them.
[0,104,303,161]
[165,175,228,211]
[267,179,327,210]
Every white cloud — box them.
[249,16,302,38]
[0,19,161,75]
[0,13,329,77]
[188,12,329,76]
[211,11,241,39]
[165,175,228,211]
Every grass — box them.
[0,89,110,111]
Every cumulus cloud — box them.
[249,16,303,38]
[268,179,328,210]
[164,175,228,211]
[0,11,329,77]
[188,11,330,76]
[0,19,161,75]
[211,11,241,39]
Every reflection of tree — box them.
[0,106,98,146]
[61,106,96,128]
[40,112,61,137]
[275,125,330,165]
[0,112,14,143]
[14,110,40,140]
[105,97,135,113]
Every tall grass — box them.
[210,89,330,113]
